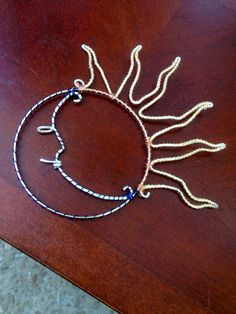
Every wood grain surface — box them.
[0,1,236,313]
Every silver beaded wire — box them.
[13,87,150,219]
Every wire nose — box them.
[40,158,62,169]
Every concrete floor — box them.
[0,241,116,314]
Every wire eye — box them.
[37,125,55,134]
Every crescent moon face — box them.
[13,88,150,219]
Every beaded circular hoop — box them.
[13,44,226,219]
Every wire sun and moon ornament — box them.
[13,44,226,219]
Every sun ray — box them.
[137,56,181,118]
[80,44,113,94]
[80,45,94,88]
[140,166,218,209]
[140,101,214,122]
[150,102,213,145]
[140,183,217,209]
[154,138,226,148]
[126,47,181,106]
[151,142,226,163]
[115,45,142,98]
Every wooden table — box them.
[0,1,235,313]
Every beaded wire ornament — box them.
[13,44,226,219]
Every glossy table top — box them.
[0,1,235,313]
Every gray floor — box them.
[0,241,116,314]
